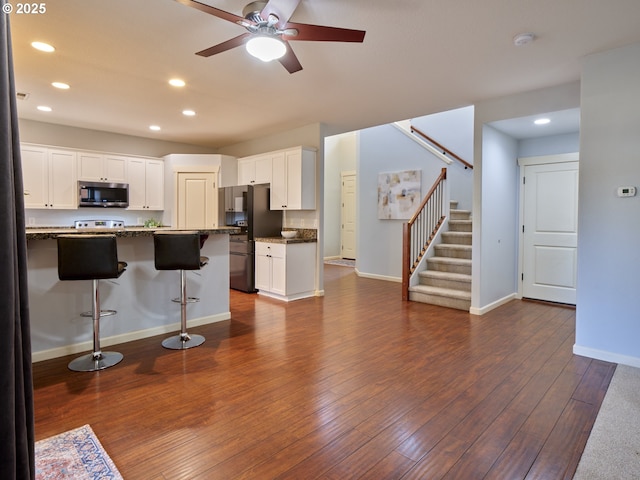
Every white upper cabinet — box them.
[77,152,127,183]
[237,154,273,185]
[21,145,77,209]
[126,157,164,210]
[270,147,316,210]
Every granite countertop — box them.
[25,226,241,240]
[255,236,317,244]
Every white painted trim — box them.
[355,269,402,283]
[573,344,640,369]
[314,289,325,297]
[469,293,517,315]
[323,255,341,261]
[392,121,453,165]
[517,152,579,167]
[31,312,231,363]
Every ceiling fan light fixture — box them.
[246,35,286,62]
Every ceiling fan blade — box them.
[196,33,252,57]
[278,43,303,73]
[175,0,249,25]
[260,0,301,28]
[284,22,366,43]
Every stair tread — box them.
[427,257,472,265]
[409,284,471,300]
[418,270,471,281]
[435,244,472,250]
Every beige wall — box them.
[19,119,215,157]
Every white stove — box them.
[74,219,125,229]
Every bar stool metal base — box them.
[68,351,123,372]
[162,333,205,350]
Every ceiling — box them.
[10,0,640,149]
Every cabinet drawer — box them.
[256,242,285,258]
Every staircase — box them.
[409,201,471,311]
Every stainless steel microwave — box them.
[78,181,129,208]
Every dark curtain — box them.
[0,4,36,479]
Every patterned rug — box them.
[35,425,123,480]
[324,258,356,267]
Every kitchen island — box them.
[26,226,239,362]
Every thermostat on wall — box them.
[617,186,636,197]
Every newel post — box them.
[402,222,410,301]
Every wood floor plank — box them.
[31,265,614,479]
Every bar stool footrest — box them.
[81,309,117,318]
[171,297,199,304]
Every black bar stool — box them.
[57,234,127,371]
[154,231,209,350]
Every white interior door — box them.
[177,172,217,229]
[521,159,579,304]
[341,172,356,259]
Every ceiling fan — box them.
[175,0,366,73]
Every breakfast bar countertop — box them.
[25,226,241,240]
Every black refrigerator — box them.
[229,184,282,292]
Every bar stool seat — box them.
[57,234,127,372]
[154,231,208,350]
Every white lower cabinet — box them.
[255,241,316,301]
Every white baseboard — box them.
[469,293,517,316]
[323,255,341,261]
[573,345,640,368]
[31,312,231,363]
[355,269,401,283]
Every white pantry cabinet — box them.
[127,157,164,210]
[21,145,77,209]
[77,152,127,183]
[237,154,273,186]
[270,147,316,210]
[255,241,316,301]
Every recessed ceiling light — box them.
[534,118,551,125]
[37,105,52,112]
[169,78,186,87]
[51,82,70,90]
[31,41,55,53]
[182,109,196,116]
[149,125,161,131]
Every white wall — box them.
[574,42,640,367]
[477,125,519,310]
[356,106,474,280]
[473,82,580,312]
[323,131,357,258]
[518,132,580,158]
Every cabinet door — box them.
[145,160,164,210]
[104,155,127,183]
[254,155,273,184]
[77,152,104,181]
[21,146,49,208]
[126,158,146,209]
[48,149,77,209]
[270,154,287,210]
[255,253,272,292]
[271,255,287,295]
[284,149,303,209]
[237,158,254,185]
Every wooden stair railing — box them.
[402,168,447,301]
[410,126,474,170]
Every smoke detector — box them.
[513,32,535,46]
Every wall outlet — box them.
[137,217,144,226]
[28,217,35,226]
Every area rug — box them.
[35,424,123,480]
[573,365,640,479]
[325,258,355,267]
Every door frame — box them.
[172,165,219,229]
[517,152,579,301]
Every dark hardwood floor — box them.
[32,265,615,479]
